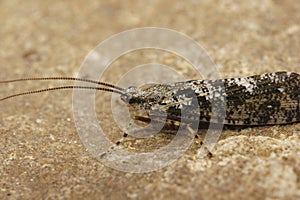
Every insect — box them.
[1,71,300,132]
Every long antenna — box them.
[0,77,125,91]
[0,86,125,102]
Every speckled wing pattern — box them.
[157,72,300,127]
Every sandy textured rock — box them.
[1,0,300,199]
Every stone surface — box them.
[0,0,300,199]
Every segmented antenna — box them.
[0,77,125,91]
[0,86,125,101]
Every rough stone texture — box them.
[0,0,300,199]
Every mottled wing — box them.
[160,72,300,126]
[221,72,300,125]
